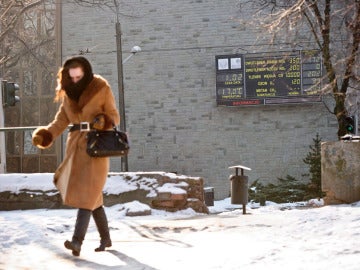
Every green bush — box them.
[248,133,324,203]
[249,175,308,203]
[303,133,324,198]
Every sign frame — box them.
[215,50,322,106]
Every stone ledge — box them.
[0,172,209,214]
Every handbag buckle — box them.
[80,122,90,132]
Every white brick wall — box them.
[60,0,338,199]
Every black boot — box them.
[64,208,91,256]
[92,206,112,252]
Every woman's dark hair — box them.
[55,56,94,102]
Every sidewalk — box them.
[1,201,360,270]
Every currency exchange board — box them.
[215,50,322,106]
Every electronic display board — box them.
[215,50,322,106]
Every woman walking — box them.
[32,56,120,256]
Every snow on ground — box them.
[1,174,360,269]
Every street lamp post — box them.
[115,20,127,172]
[114,1,141,172]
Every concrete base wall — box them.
[0,172,208,213]
[321,141,360,204]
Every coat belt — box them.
[69,122,94,132]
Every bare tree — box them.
[69,0,139,17]
[241,0,360,138]
[0,0,57,173]
[0,0,55,76]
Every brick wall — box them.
[60,0,338,200]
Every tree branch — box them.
[302,2,322,48]
[8,30,54,70]
[0,0,45,43]
[340,1,360,94]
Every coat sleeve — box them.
[103,86,120,128]
[48,103,71,137]
[32,103,70,149]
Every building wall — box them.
[60,0,338,199]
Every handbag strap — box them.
[111,123,119,131]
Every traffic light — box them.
[344,116,355,134]
[2,80,20,107]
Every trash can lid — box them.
[228,165,251,171]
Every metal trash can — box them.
[229,175,248,205]
[229,165,251,214]
[204,187,214,206]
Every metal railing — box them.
[0,126,38,132]
[0,126,60,173]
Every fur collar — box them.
[66,75,107,114]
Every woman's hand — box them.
[93,114,105,130]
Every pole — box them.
[115,4,128,171]
[355,114,358,136]
[0,80,6,173]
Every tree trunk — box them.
[334,94,347,138]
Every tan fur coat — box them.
[32,75,120,210]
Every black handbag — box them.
[86,126,130,157]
